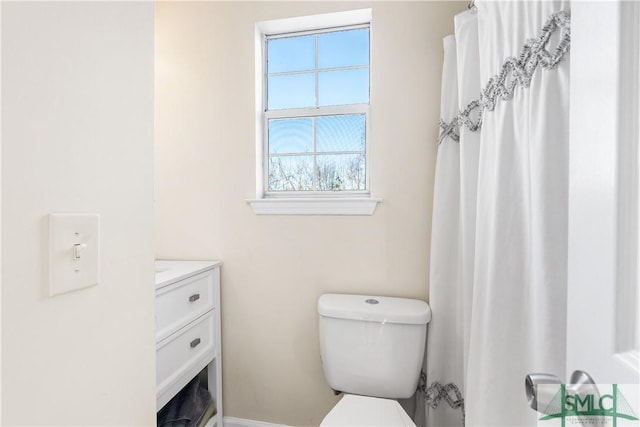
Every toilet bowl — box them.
[320,395,415,427]
[317,294,431,426]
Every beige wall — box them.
[155,2,461,425]
[1,2,156,425]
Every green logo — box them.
[538,384,639,427]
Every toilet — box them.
[318,293,431,426]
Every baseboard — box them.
[223,416,290,427]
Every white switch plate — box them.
[49,213,100,297]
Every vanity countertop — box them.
[155,259,222,290]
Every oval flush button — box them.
[365,298,379,305]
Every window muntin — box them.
[264,25,370,194]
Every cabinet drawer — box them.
[156,269,216,342]
[156,311,216,397]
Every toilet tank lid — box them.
[318,294,431,325]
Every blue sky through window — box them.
[267,27,370,109]
[267,35,315,73]
[318,28,369,68]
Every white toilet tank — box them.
[318,294,431,399]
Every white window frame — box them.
[248,9,382,215]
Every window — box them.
[265,26,370,194]
[250,10,381,215]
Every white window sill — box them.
[247,197,382,216]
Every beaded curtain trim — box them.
[418,370,466,425]
[439,10,571,144]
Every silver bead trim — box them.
[418,370,466,425]
[439,10,571,144]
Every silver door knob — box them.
[525,370,598,414]
[525,373,562,412]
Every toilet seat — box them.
[320,394,416,427]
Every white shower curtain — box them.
[424,1,571,426]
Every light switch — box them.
[49,213,100,296]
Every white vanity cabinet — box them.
[155,260,223,427]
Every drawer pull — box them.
[190,338,201,348]
[189,294,200,302]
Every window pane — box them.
[269,118,313,154]
[267,35,315,73]
[316,154,366,191]
[268,155,314,191]
[318,28,369,69]
[268,73,315,110]
[316,114,365,152]
[318,68,369,106]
